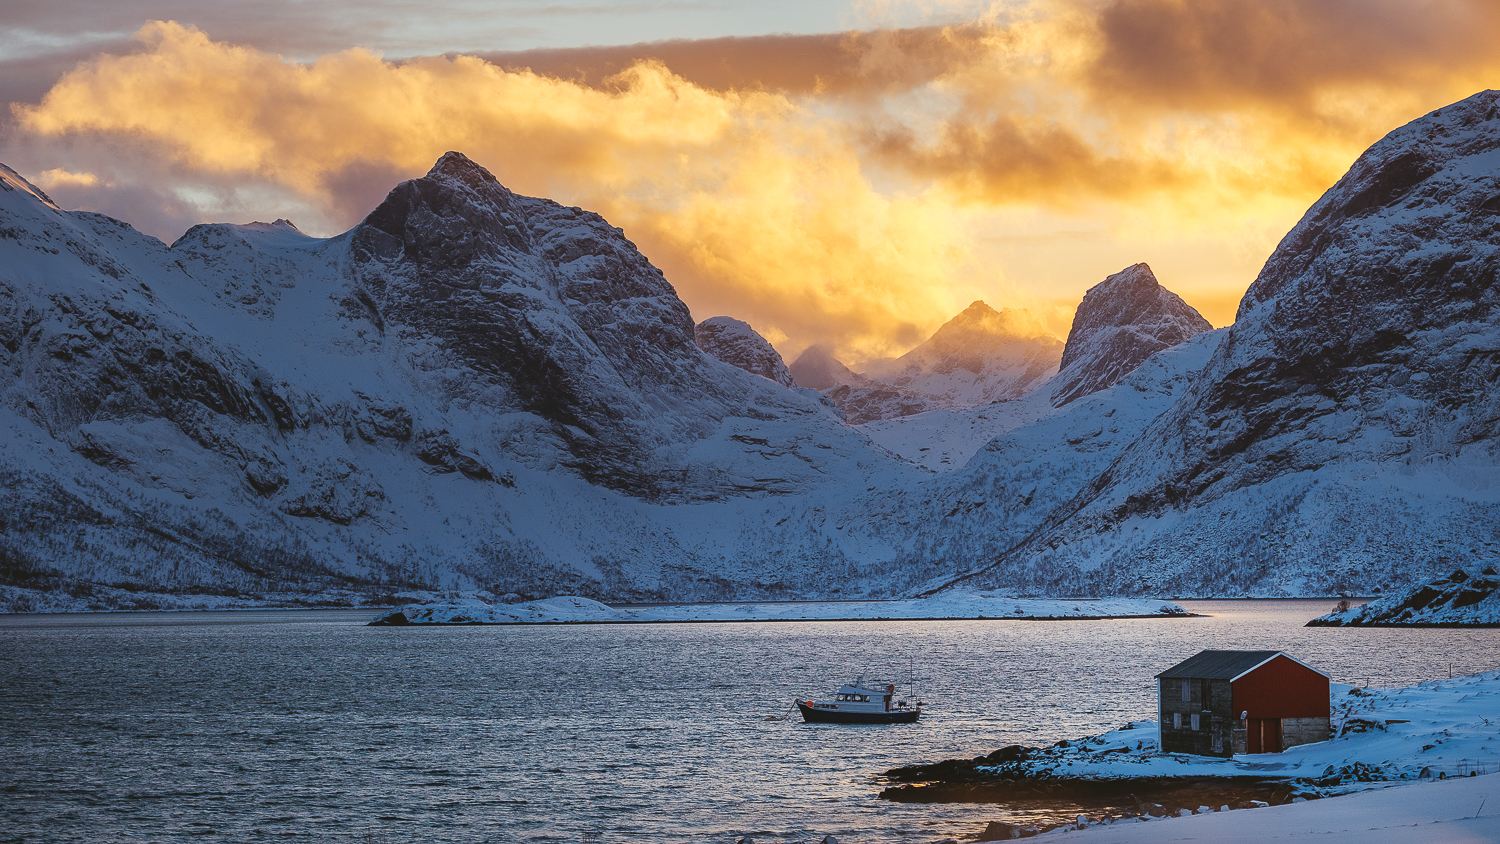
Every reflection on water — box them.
[2,600,1498,843]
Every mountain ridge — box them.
[1050,263,1213,406]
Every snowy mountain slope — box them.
[857,390,1056,472]
[694,316,798,388]
[827,331,1223,591]
[860,269,1212,472]
[346,152,880,500]
[1050,263,1213,406]
[947,90,1500,596]
[0,153,926,608]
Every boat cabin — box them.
[834,686,876,707]
[1156,650,1330,757]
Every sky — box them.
[4,0,1500,363]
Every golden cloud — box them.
[13,1,1500,361]
[14,21,981,361]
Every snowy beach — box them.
[1047,772,1497,844]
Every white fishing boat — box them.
[795,676,922,724]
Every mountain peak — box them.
[1050,263,1211,406]
[241,219,300,233]
[695,316,798,389]
[1008,87,1500,593]
[831,301,1063,419]
[0,162,60,210]
[789,344,862,391]
[427,150,500,186]
[941,301,1050,340]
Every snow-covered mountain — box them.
[7,90,1500,610]
[0,154,922,609]
[790,302,1064,423]
[850,330,1225,591]
[939,90,1500,596]
[1050,263,1213,406]
[863,301,1062,399]
[693,316,797,388]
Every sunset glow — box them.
[6,0,1500,360]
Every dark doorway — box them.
[1247,718,1283,753]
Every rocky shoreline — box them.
[1307,566,1500,627]
[871,691,1500,844]
[880,742,1310,837]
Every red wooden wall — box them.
[1231,654,1329,719]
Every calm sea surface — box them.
[4,600,1500,844]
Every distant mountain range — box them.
[4,89,1499,610]
[788,302,1067,423]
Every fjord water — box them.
[4,601,1500,843]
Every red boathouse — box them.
[1156,650,1330,757]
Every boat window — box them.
[858,695,869,702]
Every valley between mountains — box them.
[4,91,1500,612]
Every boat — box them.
[795,676,922,724]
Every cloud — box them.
[9,1,1500,360]
[11,21,979,360]
[474,26,988,97]
[847,0,1500,217]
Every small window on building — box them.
[1181,679,1190,702]
[1173,712,1182,729]
[1191,713,1200,731]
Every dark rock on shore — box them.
[977,820,1041,840]
[1308,565,1500,626]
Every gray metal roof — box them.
[1155,650,1283,680]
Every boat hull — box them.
[796,701,921,724]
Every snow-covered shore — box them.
[1308,565,1500,627]
[890,671,1500,840]
[368,593,1192,625]
[1051,772,1498,843]
[890,671,1500,792]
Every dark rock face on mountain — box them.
[350,152,729,496]
[694,316,797,388]
[1050,264,1212,406]
[970,90,1500,595]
